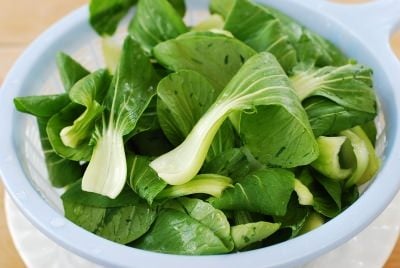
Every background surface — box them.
[0,0,399,267]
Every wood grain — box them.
[0,0,399,267]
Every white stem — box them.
[82,127,126,198]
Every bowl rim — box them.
[1,1,400,268]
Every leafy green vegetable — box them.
[157,70,235,160]
[311,136,352,180]
[340,126,380,187]
[14,0,381,255]
[210,169,295,216]
[295,29,348,67]
[62,180,141,208]
[273,194,310,238]
[64,202,106,232]
[157,174,233,199]
[56,52,90,92]
[201,148,252,180]
[128,0,187,53]
[209,0,234,18]
[95,203,156,244]
[167,0,186,17]
[304,97,376,137]
[136,198,233,254]
[224,0,297,72]
[153,31,256,92]
[82,37,157,198]
[150,52,318,185]
[126,154,167,205]
[231,222,280,250]
[47,104,93,161]
[298,212,324,235]
[14,94,70,118]
[290,63,376,113]
[89,0,137,36]
[60,69,111,148]
[38,119,83,187]
[191,14,225,32]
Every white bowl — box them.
[1,0,400,267]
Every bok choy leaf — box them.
[82,37,157,198]
[150,52,318,185]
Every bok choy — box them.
[13,0,381,256]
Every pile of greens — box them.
[14,0,380,254]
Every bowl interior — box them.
[3,0,399,267]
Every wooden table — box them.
[0,0,399,267]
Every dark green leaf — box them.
[38,119,83,187]
[89,0,137,36]
[96,201,156,244]
[210,169,295,216]
[153,31,256,92]
[201,148,253,180]
[56,52,90,92]
[168,0,186,17]
[62,179,141,208]
[224,0,297,72]
[304,97,376,137]
[128,0,187,53]
[136,198,233,254]
[47,103,92,161]
[104,37,158,135]
[295,29,348,67]
[274,194,310,238]
[64,201,107,232]
[127,129,174,157]
[127,154,167,204]
[14,94,70,118]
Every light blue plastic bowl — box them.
[1,0,400,267]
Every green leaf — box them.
[56,52,90,92]
[201,148,258,181]
[136,198,233,254]
[274,194,310,238]
[157,70,216,145]
[60,69,111,148]
[178,197,233,249]
[95,201,156,244]
[157,174,233,199]
[167,0,186,17]
[64,201,107,232]
[47,103,92,161]
[210,168,295,216]
[157,70,235,159]
[340,126,380,187]
[231,222,280,250]
[295,29,348,67]
[89,0,137,36]
[38,119,83,187]
[224,0,297,72]
[128,0,187,53]
[153,31,256,92]
[311,136,352,180]
[14,94,70,118]
[150,52,318,185]
[127,129,174,156]
[304,97,376,137]
[209,0,234,18]
[290,64,377,114]
[82,37,157,198]
[62,180,142,208]
[126,154,167,204]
